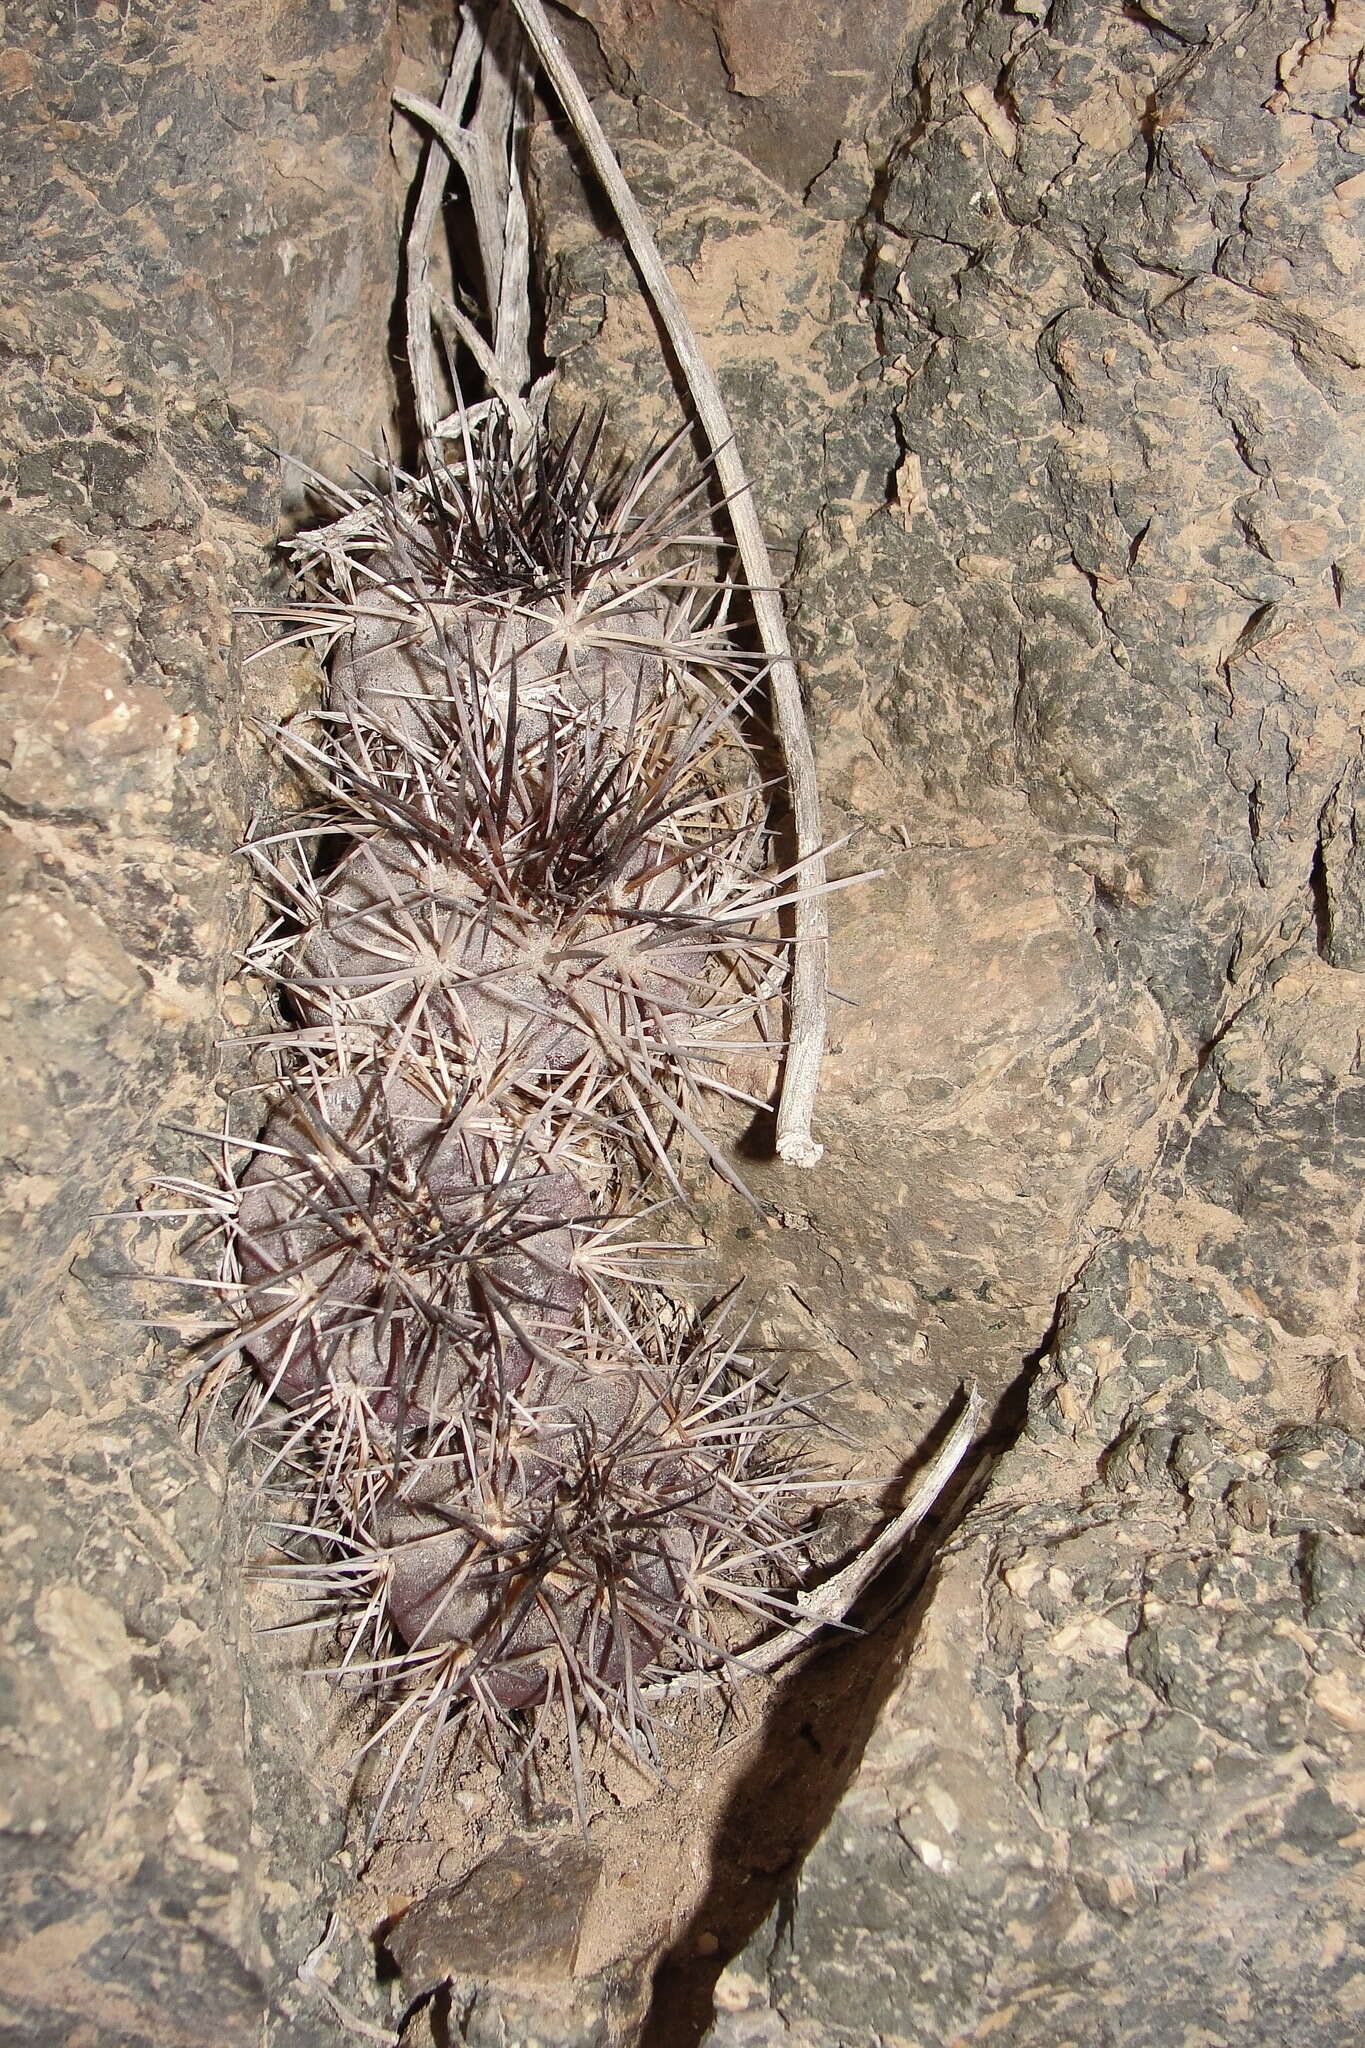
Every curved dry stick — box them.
[403,15,482,448]
[505,0,829,1168]
[648,1380,983,1697]
[763,1379,982,1667]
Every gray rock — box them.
[705,961,1365,2043]
[1319,756,1365,967]
[387,1834,603,1991]
[1,2,402,2040]
[397,1969,648,2048]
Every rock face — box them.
[535,0,1365,1426]
[706,964,1365,2045]
[0,2,400,2041]
[4,0,1363,2042]
[536,0,1365,2039]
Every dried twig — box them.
[401,14,480,450]
[502,0,829,1166]
[398,11,537,446]
[649,1380,982,1697]
[762,1380,982,1665]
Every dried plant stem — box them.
[402,13,481,449]
[400,11,537,447]
[504,0,829,1168]
[762,1379,982,1665]
[650,1380,982,1697]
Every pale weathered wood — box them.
[648,1383,983,1696]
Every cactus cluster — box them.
[171,410,824,1825]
